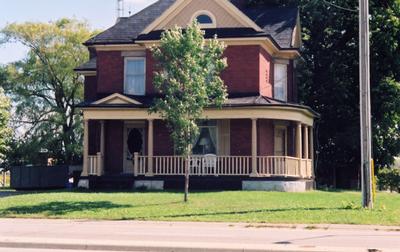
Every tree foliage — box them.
[150,22,228,156]
[150,22,227,200]
[0,87,11,163]
[0,18,97,165]
[248,0,400,187]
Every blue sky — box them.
[0,0,157,64]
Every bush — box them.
[377,168,400,192]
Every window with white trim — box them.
[274,63,288,101]
[124,57,146,96]
[192,120,218,155]
[191,11,216,28]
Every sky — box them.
[0,0,158,64]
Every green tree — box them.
[248,0,400,187]
[0,18,98,165]
[0,87,11,164]
[150,22,228,201]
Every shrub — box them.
[377,168,400,192]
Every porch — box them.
[83,117,314,180]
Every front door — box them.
[123,122,145,173]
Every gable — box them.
[93,93,142,105]
[143,0,262,34]
[162,0,243,29]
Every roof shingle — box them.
[84,0,299,49]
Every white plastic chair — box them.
[203,154,217,176]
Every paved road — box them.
[0,219,399,251]
[0,248,133,252]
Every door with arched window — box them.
[123,122,145,173]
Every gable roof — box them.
[239,6,299,48]
[84,0,299,49]
[84,0,176,45]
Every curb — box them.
[0,240,386,252]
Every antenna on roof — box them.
[116,0,124,19]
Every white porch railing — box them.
[88,152,103,176]
[257,156,313,178]
[134,155,313,178]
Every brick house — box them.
[75,0,318,191]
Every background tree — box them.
[150,22,228,201]
[247,0,400,187]
[0,87,11,165]
[0,18,98,165]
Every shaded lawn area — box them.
[0,190,399,225]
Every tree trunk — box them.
[184,156,189,202]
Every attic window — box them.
[196,14,213,24]
[191,11,216,28]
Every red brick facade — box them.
[89,45,296,101]
[85,45,296,173]
[96,51,124,94]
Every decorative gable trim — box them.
[93,93,142,105]
[291,14,302,48]
[141,0,262,34]
[142,0,187,34]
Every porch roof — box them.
[79,93,318,126]
[78,94,319,117]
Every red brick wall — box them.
[259,48,273,97]
[146,49,157,95]
[91,46,298,101]
[97,51,124,94]
[92,46,291,98]
[153,120,174,155]
[221,46,261,95]
[84,76,98,102]
[230,119,252,155]
[105,120,124,174]
[257,119,274,156]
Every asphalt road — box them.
[0,219,399,251]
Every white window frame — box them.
[190,10,217,29]
[124,57,146,96]
[274,60,289,101]
[192,121,219,155]
[274,125,288,156]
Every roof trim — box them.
[141,0,263,34]
[141,0,186,34]
[93,93,142,105]
[137,36,300,59]
[75,70,97,76]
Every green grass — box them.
[0,190,399,225]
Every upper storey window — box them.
[274,63,288,101]
[191,11,216,28]
[124,57,146,96]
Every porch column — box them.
[250,118,258,177]
[82,119,89,176]
[296,122,302,159]
[309,126,314,176]
[146,119,154,176]
[99,120,105,176]
[303,124,309,159]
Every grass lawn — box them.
[0,190,399,225]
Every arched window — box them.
[191,11,216,28]
[196,14,213,24]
